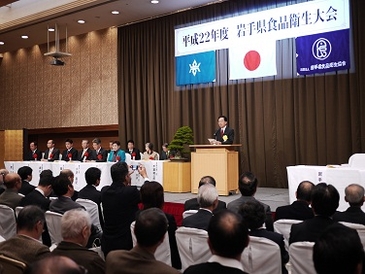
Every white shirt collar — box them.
[208,255,244,271]
[35,187,45,197]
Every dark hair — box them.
[140,181,164,209]
[127,140,135,145]
[65,139,73,144]
[238,172,258,196]
[162,143,168,148]
[85,167,101,186]
[217,115,228,122]
[296,181,315,202]
[313,223,364,274]
[146,142,154,151]
[25,256,85,274]
[238,200,265,230]
[38,174,55,187]
[208,210,249,258]
[134,208,168,247]
[52,175,72,196]
[17,166,33,180]
[39,169,53,179]
[110,162,129,183]
[17,205,45,231]
[92,138,101,145]
[198,175,216,188]
[311,183,339,216]
[30,141,38,147]
[112,141,121,146]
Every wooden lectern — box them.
[190,144,241,195]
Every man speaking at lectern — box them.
[213,115,234,144]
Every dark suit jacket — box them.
[182,209,213,231]
[184,198,226,214]
[24,149,42,161]
[274,200,314,221]
[21,188,51,211]
[332,206,365,225]
[165,213,181,269]
[101,182,141,255]
[62,147,78,161]
[78,185,104,228]
[52,241,105,274]
[78,148,96,161]
[94,147,108,162]
[19,180,36,196]
[184,262,248,274]
[214,126,235,144]
[49,196,84,214]
[289,216,334,244]
[250,229,289,274]
[44,148,60,161]
[0,189,23,209]
[126,148,141,160]
[159,150,169,160]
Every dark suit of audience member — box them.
[17,166,35,196]
[332,183,365,225]
[139,181,181,269]
[0,173,23,209]
[62,147,78,161]
[24,149,42,161]
[213,115,234,144]
[184,211,249,274]
[239,200,288,274]
[106,208,179,274]
[183,209,214,231]
[275,181,315,221]
[289,183,340,244]
[0,206,50,265]
[101,162,141,256]
[228,172,273,231]
[51,209,105,274]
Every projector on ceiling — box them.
[50,58,65,66]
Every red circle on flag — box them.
[243,50,261,71]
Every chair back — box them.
[289,241,315,274]
[130,221,171,266]
[0,254,27,274]
[241,236,281,274]
[45,211,63,245]
[0,205,16,240]
[182,210,198,219]
[339,221,365,248]
[76,198,103,232]
[348,153,365,168]
[15,206,24,218]
[273,219,303,251]
[175,226,211,272]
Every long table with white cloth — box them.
[287,165,365,211]
[4,160,165,191]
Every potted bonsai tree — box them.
[168,126,194,161]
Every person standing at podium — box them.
[213,115,234,144]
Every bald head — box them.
[25,255,84,274]
[345,184,365,206]
[4,173,22,189]
[296,180,315,202]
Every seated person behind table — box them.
[107,141,126,162]
[61,139,78,161]
[159,143,170,160]
[78,139,95,161]
[142,142,159,160]
[126,140,141,160]
[24,141,42,161]
[43,139,60,161]
[92,138,108,162]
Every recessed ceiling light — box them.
[77,19,86,24]
[0,41,4,45]
[48,27,55,32]
[111,10,119,15]
[21,35,28,39]
[151,0,159,3]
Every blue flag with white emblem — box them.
[176,51,216,86]
[296,29,350,75]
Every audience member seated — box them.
[106,208,180,274]
[289,183,340,244]
[228,171,273,231]
[142,142,159,160]
[107,141,126,162]
[78,167,104,229]
[61,139,78,161]
[52,209,105,274]
[25,255,86,274]
[0,173,23,209]
[184,210,249,274]
[24,141,42,161]
[78,139,95,161]
[140,181,181,269]
[17,166,35,196]
[101,162,141,255]
[333,184,365,225]
[92,138,108,162]
[275,180,314,221]
[184,176,226,214]
[239,200,289,274]
[43,139,60,161]
[0,169,9,195]
[126,140,141,160]
[313,223,364,274]
[183,183,218,231]
[60,169,79,201]
[160,143,170,160]
[0,205,50,264]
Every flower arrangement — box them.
[97,154,102,160]
[131,152,136,160]
[84,152,89,159]
[67,153,72,159]
[33,154,38,160]
[49,153,54,159]
[116,156,121,162]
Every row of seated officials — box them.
[0,163,365,273]
[24,139,170,162]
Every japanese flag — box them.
[229,39,277,80]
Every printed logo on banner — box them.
[296,28,350,75]
[176,51,216,85]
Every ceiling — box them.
[0,0,223,54]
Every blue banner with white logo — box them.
[176,51,216,85]
[296,29,350,75]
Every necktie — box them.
[221,129,224,137]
